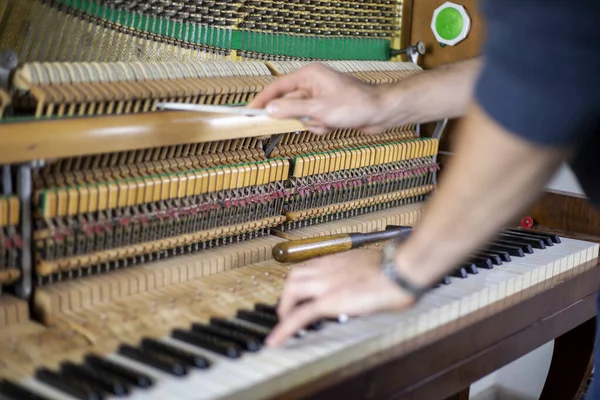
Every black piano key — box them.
[84,355,153,388]
[462,263,479,274]
[441,275,452,285]
[210,317,269,341]
[172,329,242,359]
[254,303,278,315]
[493,239,533,254]
[35,368,103,400]
[502,229,553,246]
[451,267,468,278]
[60,362,129,397]
[236,309,278,329]
[191,323,262,352]
[498,233,545,249]
[506,228,561,244]
[486,242,525,257]
[482,248,511,262]
[140,338,211,368]
[469,256,493,269]
[0,379,50,400]
[474,251,502,265]
[118,344,187,377]
[307,320,324,331]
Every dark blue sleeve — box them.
[474,0,600,148]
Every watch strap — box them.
[380,242,430,300]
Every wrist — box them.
[380,241,431,301]
[372,84,412,128]
[392,245,439,289]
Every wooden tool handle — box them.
[272,226,414,263]
[272,234,354,263]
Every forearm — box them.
[375,58,482,127]
[394,102,569,286]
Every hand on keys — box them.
[266,249,415,346]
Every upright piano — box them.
[0,0,598,399]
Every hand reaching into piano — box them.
[249,59,482,134]
[265,249,417,347]
[249,63,392,135]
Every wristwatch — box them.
[380,241,430,301]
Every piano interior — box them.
[0,1,599,399]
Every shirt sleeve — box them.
[474,0,600,148]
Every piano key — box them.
[482,248,511,262]
[104,354,201,400]
[474,251,502,265]
[486,242,525,257]
[451,267,468,279]
[0,379,50,400]
[209,317,269,341]
[493,239,533,254]
[462,263,479,274]
[306,320,325,331]
[254,303,277,314]
[191,323,262,352]
[172,328,242,358]
[140,338,211,368]
[236,309,278,329]
[497,233,545,249]
[503,229,554,246]
[84,355,154,389]
[13,378,81,400]
[162,337,273,395]
[60,362,129,397]
[34,368,103,400]
[117,344,188,377]
[469,256,493,269]
[505,228,560,243]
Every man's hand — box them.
[250,59,483,133]
[249,63,390,134]
[265,249,415,347]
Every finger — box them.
[281,90,309,100]
[248,74,303,108]
[264,97,324,120]
[267,298,333,347]
[286,257,342,280]
[277,276,340,318]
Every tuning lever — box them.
[272,225,413,263]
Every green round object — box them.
[434,7,464,40]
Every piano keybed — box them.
[0,211,596,399]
